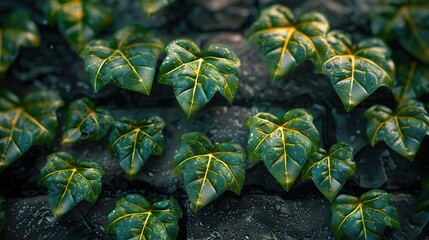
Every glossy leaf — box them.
[417,177,429,212]
[302,142,355,202]
[45,0,112,52]
[0,10,40,77]
[370,0,429,64]
[172,132,246,211]
[0,196,5,233]
[331,189,400,240]
[80,25,163,94]
[62,98,114,144]
[107,194,182,240]
[158,39,240,118]
[365,99,429,160]
[0,89,64,172]
[246,109,320,191]
[141,0,175,16]
[108,116,166,178]
[39,152,105,219]
[248,4,329,81]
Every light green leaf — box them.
[247,4,329,81]
[0,89,64,172]
[302,142,355,202]
[0,196,5,233]
[106,194,182,240]
[141,0,175,16]
[39,152,105,219]
[331,189,400,240]
[172,132,246,211]
[365,99,429,160]
[158,39,240,118]
[62,97,114,144]
[417,177,429,212]
[108,116,166,178]
[245,109,320,191]
[80,25,163,94]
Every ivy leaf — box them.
[247,4,329,81]
[106,194,182,240]
[141,0,175,16]
[331,189,400,240]
[0,89,64,172]
[172,132,246,211]
[62,98,114,144]
[39,152,105,219]
[417,177,429,212]
[158,39,240,118]
[80,25,164,95]
[365,99,429,160]
[245,109,320,191]
[302,142,355,202]
[370,0,429,64]
[0,10,40,78]
[0,196,5,233]
[108,116,166,178]
[45,0,112,52]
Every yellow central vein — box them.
[139,212,151,240]
[188,58,203,118]
[56,169,76,216]
[197,155,212,208]
[274,29,295,80]
[348,55,355,109]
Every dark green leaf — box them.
[302,142,355,202]
[370,0,429,64]
[417,177,429,212]
[320,31,395,111]
[62,98,113,144]
[108,116,166,178]
[0,10,40,78]
[141,0,175,16]
[106,194,182,240]
[0,196,5,233]
[246,109,320,191]
[331,189,400,240]
[247,4,329,81]
[158,39,240,118]
[0,89,64,172]
[80,25,163,94]
[39,152,105,219]
[172,132,246,211]
[45,0,112,52]
[365,99,429,160]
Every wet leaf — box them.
[0,196,5,233]
[302,142,355,202]
[365,99,429,160]
[246,109,320,191]
[107,194,182,240]
[331,189,400,240]
[0,10,40,78]
[247,4,329,81]
[370,0,429,64]
[158,39,240,118]
[320,31,395,111]
[80,25,163,94]
[141,0,175,16]
[45,0,112,52]
[172,132,246,211]
[39,152,105,219]
[0,89,64,172]
[417,177,429,212]
[108,116,166,178]
[62,98,114,144]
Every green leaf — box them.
[80,25,164,94]
[172,132,246,211]
[0,10,40,78]
[0,196,5,233]
[62,98,114,144]
[247,4,329,81]
[245,109,320,191]
[365,99,429,160]
[158,39,240,118]
[0,89,64,172]
[39,152,105,219]
[45,0,112,52]
[331,189,400,240]
[370,0,429,64]
[417,177,429,212]
[106,194,182,240]
[302,142,355,202]
[108,116,166,178]
[141,0,175,16]
[319,31,395,111]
